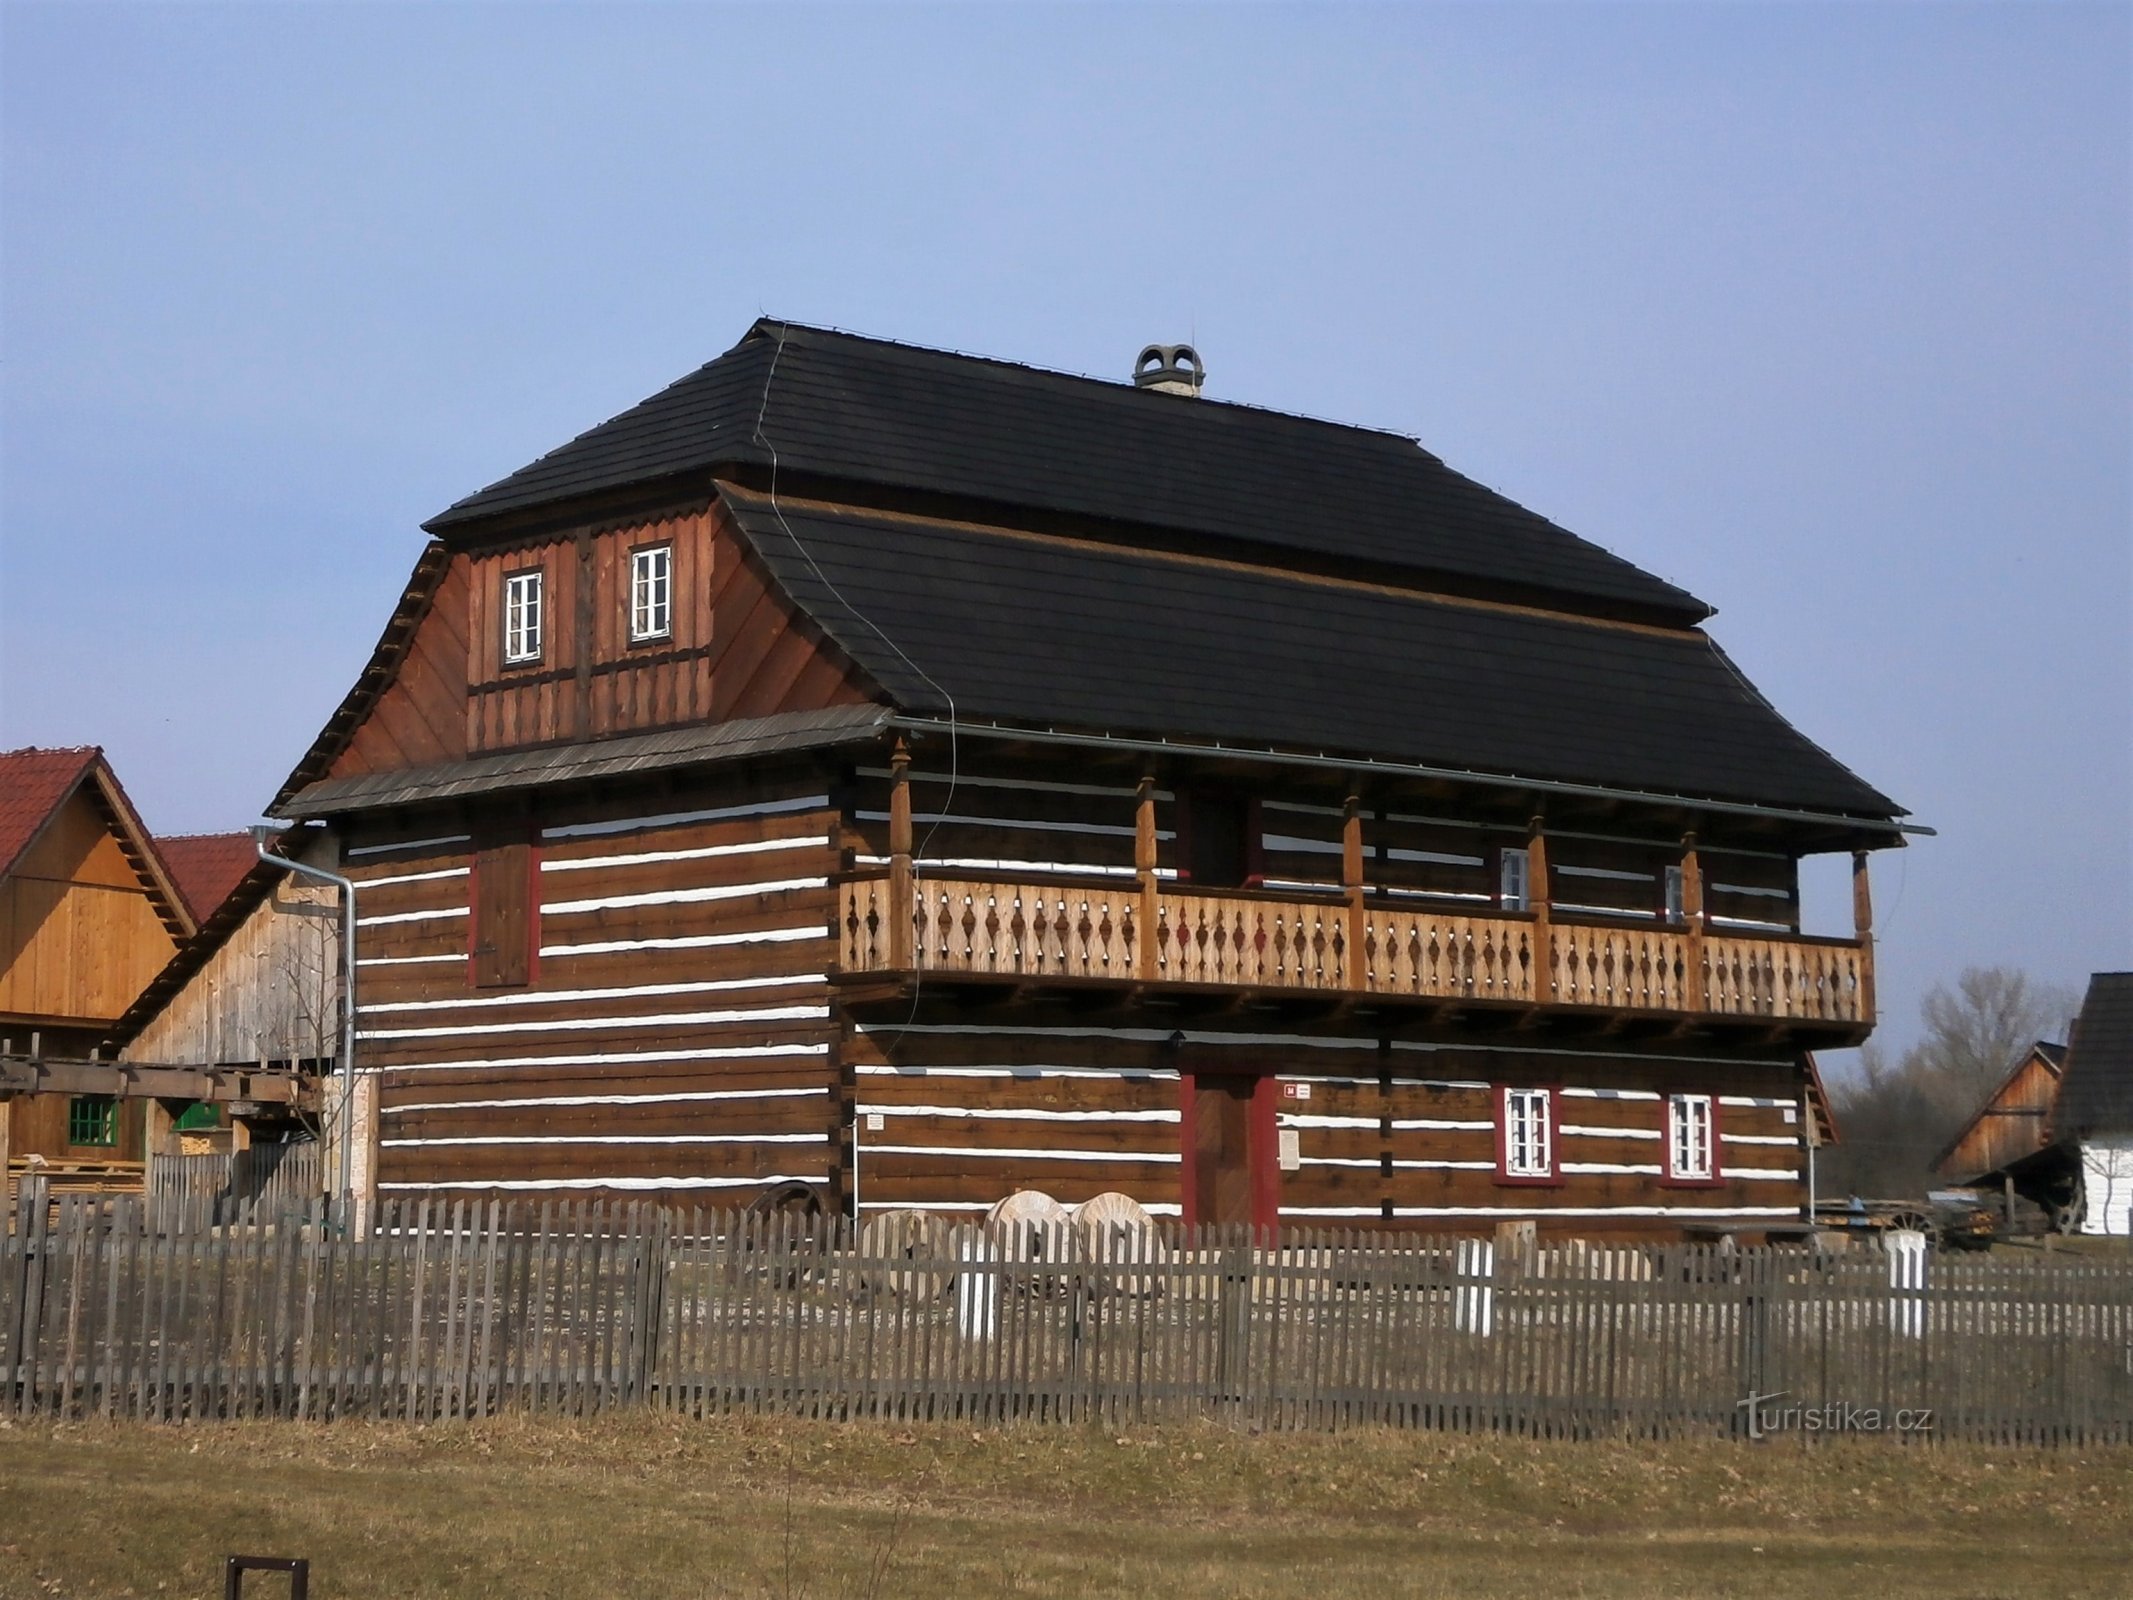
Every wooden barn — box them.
[165,323,1916,1235]
[0,747,198,1179]
[1936,1040,2072,1225]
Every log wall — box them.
[348,783,844,1208]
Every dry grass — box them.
[1,1413,2128,1599]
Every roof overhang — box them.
[887,715,1927,852]
[276,705,892,820]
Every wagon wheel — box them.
[1883,1209,1931,1236]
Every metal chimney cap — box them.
[1133,343,1205,397]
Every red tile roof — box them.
[0,746,101,879]
[155,832,260,923]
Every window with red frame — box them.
[1497,1086,1557,1182]
[1666,1093,1718,1183]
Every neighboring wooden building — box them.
[2053,973,2133,1237]
[1936,1040,2072,1229]
[0,747,196,1172]
[181,324,1913,1235]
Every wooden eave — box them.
[268,541,455,816]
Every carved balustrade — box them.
[837,872,1867,1027]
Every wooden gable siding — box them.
[1941,1047,2062,1182]
[842,1017,1805,1236]
[0,786,181,1028]
[348,782,845,1205]
[457,504,872,758]
[123,880,339,1068]
[328,558,471,781]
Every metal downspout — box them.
[254,831,358,1229]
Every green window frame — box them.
[67,1095,119,1148]
[174,1101,221,1132]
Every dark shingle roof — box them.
[2056,973,2133,1137]
[718,490,1898,819]
[427,320,1709,626]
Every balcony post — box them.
[1852,850,1876,1023]
[1136,776,1159,980]
[889,738,913,970]
[1527,815,1551,998]
[1342,795,1366,990]
[1680,831,1709,1012]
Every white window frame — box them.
[1500,1086,1555,1181]
[1499,847,1530,912]
[502,570,544,665]
[630,543,673,643]
[1667,1093,1716,1182]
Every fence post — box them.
[1454,1238,1495,1337]
[1888,1230,1927,1340]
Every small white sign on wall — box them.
[867,1112,885,1131]
[1278,1128,1302,1171]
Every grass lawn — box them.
[1,1413,2127,1599]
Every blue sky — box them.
[2,2,2126,1067]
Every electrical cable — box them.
[748,325,964,1150]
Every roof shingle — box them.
[427,320,1710,626]
[0,746,101,879]
[155,833,260,924]
[2056,973,2133,1137]
[718,490,1898,819]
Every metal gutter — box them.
[885,716,1933,841]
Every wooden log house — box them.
[230,323,1915,1235]
[0,748,197,1180]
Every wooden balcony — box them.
[835,872,1872,1035]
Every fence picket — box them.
[6,1205,2130,1441]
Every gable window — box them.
[1498,847,1530,912]
[1496,1086,1558,1184]
[502,570,544,665]
[1666,1093,1719,1184]
[630,544,673,642]
[67,1095,118,1148]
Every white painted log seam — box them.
[543,877,828,914]
[358,1003,831,1040]
[384,1086,830,1115]
[540,795,830,840]
[360,974,825,1015]
[542,836,821,873]
[377,1043,829,1074]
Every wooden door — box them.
[1180,792,1263,888]
[470,837,535,988]
[1185,1072,1277,1231]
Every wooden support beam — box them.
[0,1055,314,1109]
[888,738,914,970]
[1342,795,1366,991]
[1526,815,1551,999]
[1681,831,1710,1012]
[1852,850,1876,1023]
[1136,775,1159,981]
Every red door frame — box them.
[1179,1069,1281,1234]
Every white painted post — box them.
[1887,1229,1927,1339]
[957,1229,998,1341]
[1454,1238,1495,1336]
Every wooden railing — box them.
[840,873,1868,1026]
